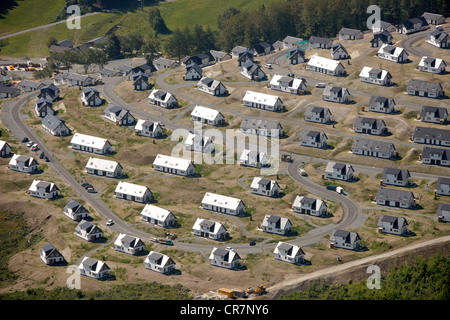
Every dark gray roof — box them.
[64,199,84,212]
[414,127,450,141]
[368,95,395,108]
[240,118,282,132]
[420,106,448,119]
[354,116,386,130]
[437,203,450,213]
[331,42,348,54]
[422,146,449,160]
[437,177,450,188]
[352,138,395,154]
[379,214,408,229]
[339,28,362,36]
[199,219,215,229]
[309,36,333,44]
[407,79,443,94]
[376,187,415,202]
[186,63,203,74]
[42,114,66,131]
[82,257,98,268]
[332,229,360,244]
[277,242,293,251]
[213,248,229,257]
[267,215,281,224]
[382,168,410,181]
[104,105,130,120]
[300,196,317,207]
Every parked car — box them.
[26,141,34,147]
[31,144,38,151]
[86,187,97,193]
[106,219,114,226]
[316,83,326,88]
[265,64,272,69]
[22,137,29,143]
[44,156,50,162]
[249,241,256,246]
[39,152,45,159]
[81,182,93,189]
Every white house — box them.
[406,79,444,99]
[427,29,450,48]
[242,90,283,112]
[322,85,350,103]
[28,180,59,199]
[239,149,270,168]
[377,44,409,63]
[418,56,446,74]
[368,96,396,114]
[324,162,354,181]
[148,89,178,108]
[273,242,305,264]
[304,106,332,124]
[269,74,306,95]
[375,187,415,209]
[437,203,450,222]
[40,242,65,265]
[55,73,94,87]
[351,138,396,159]
[191,105,225,126]
[422,147,450,167]
[18,80,44,92]
[377,215,409,236]
[103,105,135,126]
[38,84,59,102]
[81,87,102,106]
[359,67,392,86]
[240,61,266,81]
[185,63,203,80]
[209,247,241,269]
[309,36,333,49]
[184,132,214,153]
[192,218,228,240]
[42,114,70,136]
[420,106,448,124]
[250,177,280,197]
[261,215,292,236]
[197,77,227,96]
[353,116,388,135]
[144,251,176,274]
[153,154,195,176]
[0,140,12,157]
[9,154,38,173]
[140,204,178,228]
[74,220,103,242]
[413,127,450,147]
[64,199,90,221]
[307,55,346,76]
[437,177,450,196]
[201,192,246,216]
[240,118,283,138]
[338,28,363,40]
[371,30,393,47]
[78,257,110,280]
[115,181,153,203]
[330,42,349,60]
[382,168,411,187]
[330,230,361,250]
[34,98,55,118]
[70,133,112,155]
[288,46,306,65]
[134,119,163,138]
[85,157,123,178]
[132,71,149,91]
[292,195,327,217]
[300,130,328,148]
[114,233,145,255]
[421,12,446,25]
[397,17,428,34]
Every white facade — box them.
[324,162,354,181]
[191,105,225,126]
[115,181,152,203]
[114,233,145,255]
[273,242,304,264]
[9,154,38,173]
[28,180,59,199]
[185,132,214,153]
[201,192,246,216]
[64,200,90,221]
[330,230,361,250]
[239,149,269,167]
[0,140,12,157]
[81,88,102,106]
[197,77,227,96]
[70,133,112,155]
[418,56,446,74]
[300,130,328,148]
[74,220,103,242]
[437,177,450,196]
[140,204,178,228]
[377,44,409,63]
[250,177,280,197]
[359,67,392,86]
[322,85,350,103]
[79,257,110,280]
[148,89,178,108]
[209,247,241,269]
[292,195,327,217]
[269,74,306,95]
[192,218,228,240]
[307,55,345,76]
[377,215,409,236]
[134,120,163,138]
[153,154,195,176]
[144,251,176,274]
[242,91,283,112]
[261,215,292,235]
[85,157,122,178]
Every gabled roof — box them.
[9,154,37,167]
[382,168,410,181]
[339,27,362,36]
[70,133,110,150]
[354,116,386,130]
[40,242,63,258]
[331,42,348,55]
[414,126,450,141]
[243,90,281,107]
[86,157,122,173]
[308,55,343,72]
[115,181,150,197]
[274,241,304,257]
[309,36,333,44]
[64,199,88,214]
[153,154,193,171]
[240,118,282,132]
[407,79,443,94]
[144,251,175,267]
[422,146,449,159]
[331,229,360,244]
[376,187,415,203]
[420,106,448,119]
[202,192,243,211]
[140,204,173,221]
[209,247,240,262]
[437,176,450,188]
[186,63,203,75]
[42,114,66,131]
[191,105,223,121]
[104,105,131,121]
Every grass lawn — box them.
[0,0,66,36]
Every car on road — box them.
[31,144,38,151]
[299,168,307,176]
[26,141,34,147]
[316,83,326,88]
[22,137,29,143]
[106,219,114,226]
[86,187,97,193]
[39,152,45,159]
[249,241,256,246]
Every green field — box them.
[0,0,282,58]
[0,0,66,36]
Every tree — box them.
[164,28,185,61]
[103,34,122,60]
[148,7,169,34]
[46,37,58,48]
[141,38,161,63]
[217,7,241,29]
[50,50,77,72]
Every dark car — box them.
[81,182,93,188]
[249,241,256,246]
[39,152,45,159]
[22,137,29,143]
[87,188,97,193]
[44,156,50,162]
